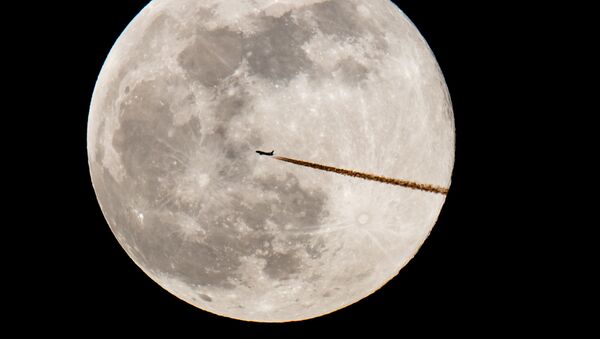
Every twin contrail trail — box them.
[272,155,449,195]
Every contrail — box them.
[272,155,449,195]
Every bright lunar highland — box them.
[88,0,454,322]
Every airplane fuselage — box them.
[256,150,274,156]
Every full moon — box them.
[88,0,454,322]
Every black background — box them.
[16,0,573,335]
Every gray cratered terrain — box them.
[88,0,454,322]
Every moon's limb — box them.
[87,0,454,322]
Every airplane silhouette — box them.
[256,150,274,156]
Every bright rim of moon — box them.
[87,0,454,322]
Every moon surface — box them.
[87,0,454,322]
